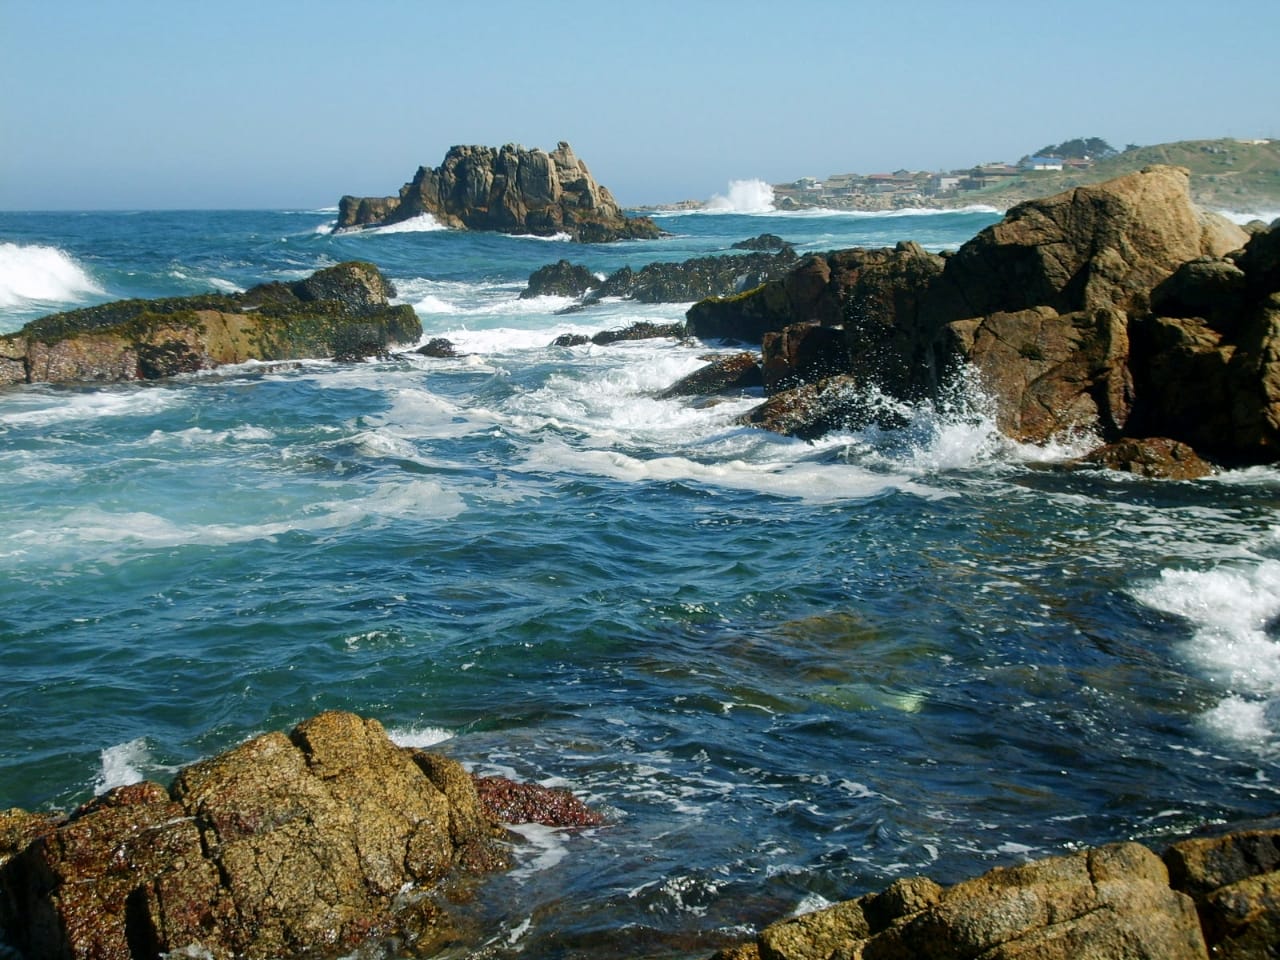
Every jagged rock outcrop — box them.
[1071,437,1216,480]
[715,826,1280,960]
[336,142,663,243]
[0,262,422,386]
[677,167,1280,466]
[551,321,686,348]
[0,713,501,959]
[0,712,602,960]
[656,351,763,400]
[520,245,798,310]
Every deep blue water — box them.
[2,203,1279,958]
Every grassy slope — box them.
[948,138,1280,214]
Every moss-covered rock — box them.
[0,262,422,386]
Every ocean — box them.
[2,195,1279,958]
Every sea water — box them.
[2,190,1279,957]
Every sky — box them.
[2,0,1277,210]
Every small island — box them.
[335,141,663,243]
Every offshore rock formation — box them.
[714,824,1280,960]
[0,262,422,386]
[336,141,663,243]
[522,241,799,309]
[0,712,600,960]
[678,166,1280,469]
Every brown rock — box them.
[657,351,763,399]
[757,898,870,960]
[738,375,885,440]
[6,262,422,386]
[1,712,505,960]
[1075,437,1216,479]
[337,142,662,243]
[471,775,604,828]
[750,843,1208,960]
[1166,828,1280,959]
[940,166,1247,318]
[761,323,848,394]
[947,305,1134,443]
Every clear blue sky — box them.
[2,0,1277,210]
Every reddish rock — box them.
[472,775,605,828]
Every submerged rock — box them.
[0,262,422,387]
[656,351,763,399]
[336,141,662,243]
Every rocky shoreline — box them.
[1,713,1276,959]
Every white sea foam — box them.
[505,822,572,879]
[1216,209,1280,226]
[93,737,151,794]
[1134,560,1280,749]
[0,241,105,314]
[365,213,448,234]
[38,479,466,553]
[0,386,179,429]
[703,178,776,214]
[387,724,455,748]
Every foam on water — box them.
[702,178,776,214]
[387,725,455,749]
[0,385,180,428]
[352,213,448,235]
[1217,209,1280,225]
[1134,560,1280,749]
[93,738,151,794]
[0,242,105,319]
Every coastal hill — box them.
[772,137,1280,213]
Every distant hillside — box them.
[951,138,1280,214]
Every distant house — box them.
[930,175,961,193]
[1023,156,1064,171]
[962,164,1021,189]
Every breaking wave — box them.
[0,241,104,316]
[703,179,776,214]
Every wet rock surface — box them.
[0,712,602,960]
[0,262,422,386]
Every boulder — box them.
[744,843,1208,960]
[656,352,763,399]
[1073,437,1216,480]
[471,776,606,827]
[0,713,504,960]
[1,262,422,386]
[588,248,798,304]
[520,259,599,299]
[732,233,792,252]
[682,167,1280,463]
[946,305,1134,442]
[590,321,685,345]
[1166,826,1280,959]
[937,165,1246,318]
[737,374,904,440]
[336,142,663,243]
[416,337,459,358]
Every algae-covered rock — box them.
[0,712,504,960]
[0,261,422,386]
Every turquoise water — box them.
[2,204,1279,957]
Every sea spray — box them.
[704,178,776,213]
[0,241,104,317]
